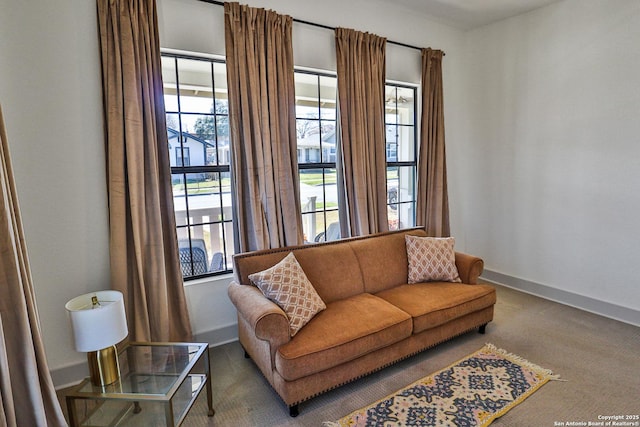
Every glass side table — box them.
[66,342,214,427]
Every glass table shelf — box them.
[66,342,214,427]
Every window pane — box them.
[165,54,232,279]
[166,114,179,133]
[213,62,228,112]
[319,76,337,120]
[322,210,340,241]
[297,119,321,164]
[215,117,230,165]
[190,114,215,141]
[172,173,188,226]
[387,166,415,230]
[184,173,214,223]
[386,124,398,162]
[177,225,209,277]
[162,57,178,111]
[320,120,337,163]
[206,223,231,272]
[385,86,398,124]
[302,212,324,243]
[218,171,233,221]
[321,169,338,211]
[300,168,322,213]
[395,166,415,203]
[221,223,234,268]
[169,124,207,167]
[396,124,415,162]
[295,72,338,165]
[397,87,415,125]
[295,73,318,113]
[300,167,339,242]
[175,175,229,222]
[177,58,214,114]
[168,124,181,167]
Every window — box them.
[385,84,417,230]
[294,70,340,243]
[161,52,417,278]
[175,146,190,167]
[294,71,418,241]
[162,53,233,279]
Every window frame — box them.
[294,70,419,239]
[162,52,233,280]
[384,82,418,230]
[294,68,339,243]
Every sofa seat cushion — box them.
[375,282,496,334]
[275,293,412,381]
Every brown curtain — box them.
[224,2,304,252]
[335,28,388,237]
[416,48,450,237]
[0,104,67,426]
[97,0,192,342]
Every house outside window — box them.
[162,53,233,279]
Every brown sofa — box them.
[228,227,496,416]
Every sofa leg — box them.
[478,324,487,334]
[289,404,299,417]
[240,345,250,359]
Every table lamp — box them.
[65,290,128,386]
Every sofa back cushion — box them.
[350,228,428,294]
[293,243,365,303]
[233,241,365,304]
[232,228,430,303]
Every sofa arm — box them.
[455,252,484,284]
[227,281,291,346]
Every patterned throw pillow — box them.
[405,235,461,283]
[248,252,326,337]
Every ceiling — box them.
[387,0,563,30]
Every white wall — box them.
[458,0,640,320]
[158,0,464,83]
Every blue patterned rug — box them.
[328,344,559,427]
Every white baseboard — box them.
[193,323,238,348]
[482,269,640,327]
[53,324,239,390]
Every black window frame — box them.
[294,69,339,243]
[384,82,418,230]
[162,52,233,280]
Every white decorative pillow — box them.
[248,252,326,337]
[405,235,461,283]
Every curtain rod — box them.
[196,0,444,55]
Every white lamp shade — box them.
[65,290,128,352]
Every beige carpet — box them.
[59,283,640,426]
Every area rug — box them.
[327,343,559,427]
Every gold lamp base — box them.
[88,345,121,386]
